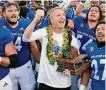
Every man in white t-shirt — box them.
[23,7,89,90]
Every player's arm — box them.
[23,9,45,40]
[74,2,84,16]
[61,0,74,30]
[0,41,18,67]
[30,41,40,63]
[79,67,91,90]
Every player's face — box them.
[96,24,106,42]
[50,9,66,29]
[31,1,39,8]
[3,5,19,25]
[88,7,100,22]
[99,3,106,18]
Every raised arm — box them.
[74,2,84,16]
[23,9,45,40]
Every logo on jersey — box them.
[27,66,31,69]
[3,26,7,28]
[19,27,24,31]
[80,23,84,27]
[3,82,8,87]
[89,47,94,52]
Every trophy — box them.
[56,31,91,75]
[57,54,91,75]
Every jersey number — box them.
[77,34,93,50]
[91,59,106,80]
[15,37,22,51]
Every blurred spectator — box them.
[18,1,28,7]
[27,1,41,20]
[82,0,99,14]
[30,0,41,9]
[66,0,78,19]
[19,6,29,18]
[44,1,52,10]
[99,1,106,20]
[47,2,59,15]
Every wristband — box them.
[0,57,2,63]
[79,84,86,90]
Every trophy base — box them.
[57,54,91,75]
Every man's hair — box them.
[86,5,103,21]
[48,7,65,25]
[95,20,105,31]
[93,20,105,36]
[99,1,105,6]
[2,2,20,12]
[47,3,59,10]
[95,20,105,45]
[49,7,65,18]
[18,1,27,7]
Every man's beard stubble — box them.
[6,17,18,25]
[88,19,98,22]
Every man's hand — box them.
[63,69,71,76]
[34,9,45,24]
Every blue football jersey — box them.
[0,26,13,80]
[27,9,35,20]
[0,18,32,67]
[73,16,96,54]
[66,6,75,19]
[86,42,105,90]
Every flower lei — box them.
[46,27,69,65]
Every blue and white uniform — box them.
[85,42,106,90]
[73,16,96,54]
[71,16,96,90]
[0,26,13,90]
[0,18,36,90]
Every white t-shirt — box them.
[23,28,79,88]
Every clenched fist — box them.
[33,9,45,24]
